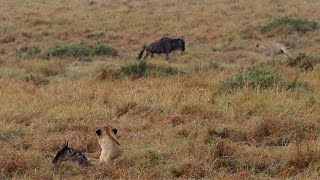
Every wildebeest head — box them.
[52,140,73,164]
[177,36,185,52]
[52,140,90,166]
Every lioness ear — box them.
[112,128,118,135]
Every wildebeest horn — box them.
[180,36,184,40]
[64,140,69,147]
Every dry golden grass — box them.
[1,0,320,179]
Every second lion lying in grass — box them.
[255,42,290,64]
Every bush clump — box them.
[261,16,319,34]
[48,42,118,58]
[118,61,147,79]
[222,69,282,90]
[219,68,310,92]
[96,61,181,80]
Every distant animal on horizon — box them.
[138,36,185,60]
[96,124,121,164]
[255,42,289,64]
[52,140,91,166]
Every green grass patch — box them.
[118,61,147,79]
[96,61,182,80]
[222,69,282,90]
[261,16,319,34]
[219,68,310,92]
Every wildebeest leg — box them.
[151,53,154,58]
[164,44,171,61]
[144,52,150,59]
[165,53,169,60]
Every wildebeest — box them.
[52,140,91,166]
[138,37,185,60]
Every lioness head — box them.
[96,125,117,137]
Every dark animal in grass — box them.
[138,37,185,60]
[52,140,91,166]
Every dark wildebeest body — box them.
[52,141,91,166]
[138,37,185,60]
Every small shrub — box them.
[219,68,310,92]
[118,61,147,79]
[114,61,181,80]
[221,69,282,91]
[261,16,319,34]
[92,43,117,56]
[48,42,118,58]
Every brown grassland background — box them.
[1,0,320,179]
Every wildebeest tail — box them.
[138,46,145,59]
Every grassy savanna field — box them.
[1,0,320,179]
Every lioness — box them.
[95,125,121,164]
[255,42,289,64]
